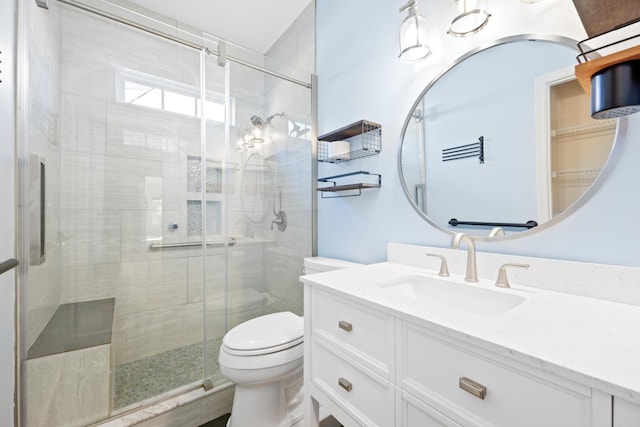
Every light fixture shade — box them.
[448,0,490,37]
[399,2,431,63]
[591,60,640,119]
[251,123,264,143]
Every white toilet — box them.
[218,256,362,427]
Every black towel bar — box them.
[449,219,538,229]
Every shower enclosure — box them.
[17,0,315,425]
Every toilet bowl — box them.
[303,256,363,275]
[219,311,304,427]
[219,257,363,427]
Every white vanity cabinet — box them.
[307,287,395,426]
[304,285,612,427]
[399,321,597,427]
[614,398,640,427]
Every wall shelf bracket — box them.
[317,171,381,198]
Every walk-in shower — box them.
[16,0,315,425]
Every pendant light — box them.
[590,60,640,119]
[448,0,491,38]
[398,0,431,63]
[574,20,640,119]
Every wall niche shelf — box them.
[552,167,602,183]
[318,120,382,163]
[317,171,381,198]
[551,119,617,138]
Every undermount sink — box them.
[370,275,525,316]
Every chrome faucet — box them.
[452,233,478,282]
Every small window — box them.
[164,91,196,116]
[116,68,234,125]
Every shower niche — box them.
[186,155,225,237]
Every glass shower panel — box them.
[202,58,312,383]
[197,53,230,386]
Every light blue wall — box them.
[317,0,640,267]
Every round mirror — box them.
[399,35,622,239]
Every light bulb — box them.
[399,5,431,63]
[458,0,478,13]
[251,124,264,143]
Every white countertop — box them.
[301,261,640,404]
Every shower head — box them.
[250,112,285,127]
[250,115,265,126]
[246,112,286,144]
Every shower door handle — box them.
[0,259,18,276]
[29,155,46,266]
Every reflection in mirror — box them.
[399,36,617,239]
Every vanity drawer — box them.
[400,323,592,427]
[311,336,395,427]
[311,288,394,379]
[399,389,463,427]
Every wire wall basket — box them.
[318,120,382,163]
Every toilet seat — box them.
[222,336,303,356]
[222,311,303,356]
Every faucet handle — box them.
[495,263,529,288]
[425,253,450,277]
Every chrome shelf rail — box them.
[149,237,237,249]
[53,0,311,89]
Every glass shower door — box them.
[21,2,225,423]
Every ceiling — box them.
[571,0,640,36]
[125,0,313,54]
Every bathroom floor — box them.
[199,413,230,427]
[113,297,300,412]
[113,337,223,410]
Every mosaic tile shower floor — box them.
[113,338,223,410]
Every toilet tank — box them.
[303,256,363,275]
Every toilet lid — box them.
[222,312,303,354]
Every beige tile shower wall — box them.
[266,1,316,74]
[24,0,63,350]
[187,244,265,304]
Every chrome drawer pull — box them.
[338,377,353,392]
[338,320,353,332]
[459,377,486,400]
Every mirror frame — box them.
[397,34,628,241]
